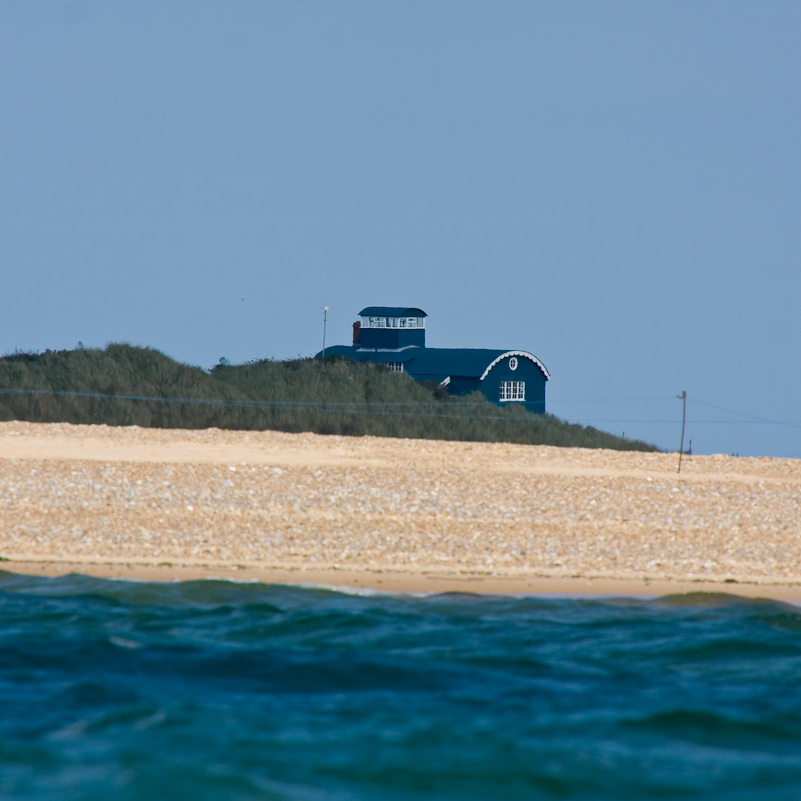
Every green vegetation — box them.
[0,344,658,451]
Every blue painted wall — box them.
[358,327,426,350]
[481,356,546,414]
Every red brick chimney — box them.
[352,320,361,345]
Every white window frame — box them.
[499,381,525,402]
[388,362,404,372]
[361,315,425,329]
[509,357,518,371]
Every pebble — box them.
[0,421,799,582]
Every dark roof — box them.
[318,345,365,359]
[359,306,427,318]
[408,348,550,380]
[317,345,549,380]
[405,348,506,379]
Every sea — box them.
[1,572,800,800]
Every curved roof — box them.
[405,348,505,379]
[400,348,549,381]
[359,306,427,318]
[478,351,550,380]
[315,345,549,381]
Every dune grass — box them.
[0,344,658,451]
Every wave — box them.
[2,571,801,799]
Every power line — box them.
[575,418,801,426]
[552,396,672,404]
[690,398,801,429]
[2,387,799,430]
[0,387,541,423]
[0,388,519,409]
[553,395,801,431]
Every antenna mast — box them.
[322,305,329,357]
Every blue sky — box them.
[1,1,799,457]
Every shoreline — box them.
[2,421,800,601]
[5,556,801,602]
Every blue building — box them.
[318,306,549,413]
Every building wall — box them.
[359,328,425,350]
[481,356,546,414]
[321,342,548,414]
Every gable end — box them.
[478,351,550,381]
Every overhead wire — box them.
[552,394,801,431]
[1,388,798,430]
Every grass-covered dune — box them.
[0,344,657,451]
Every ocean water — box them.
[1,573,800,800]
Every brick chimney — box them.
[352,320,361,345]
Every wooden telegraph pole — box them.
[677,390,687,474]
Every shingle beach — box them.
[1,421,800,597]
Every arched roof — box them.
[478,351,550,381]
[315,345,549,382]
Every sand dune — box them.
[1,421,799,598]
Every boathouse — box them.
[317,306,549,413]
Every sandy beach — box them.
[1,421,800,599]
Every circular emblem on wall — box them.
[509,357,518,371]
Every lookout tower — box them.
[353,306,427,350]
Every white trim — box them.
[360,315,426,329]
[355,344,422,353]
[499,380,525,402]
[439,376,451,387]
[479,351,550,381]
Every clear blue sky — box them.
[2,2,799,457]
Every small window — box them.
[509,357,518,371]
[388,362,404,372]
[399,318,406,328]
[406,318,417,328]
[499,381,525,402]
[370,316,386,327]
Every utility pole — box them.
[677,390,687,474]
[322,305,329,357]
